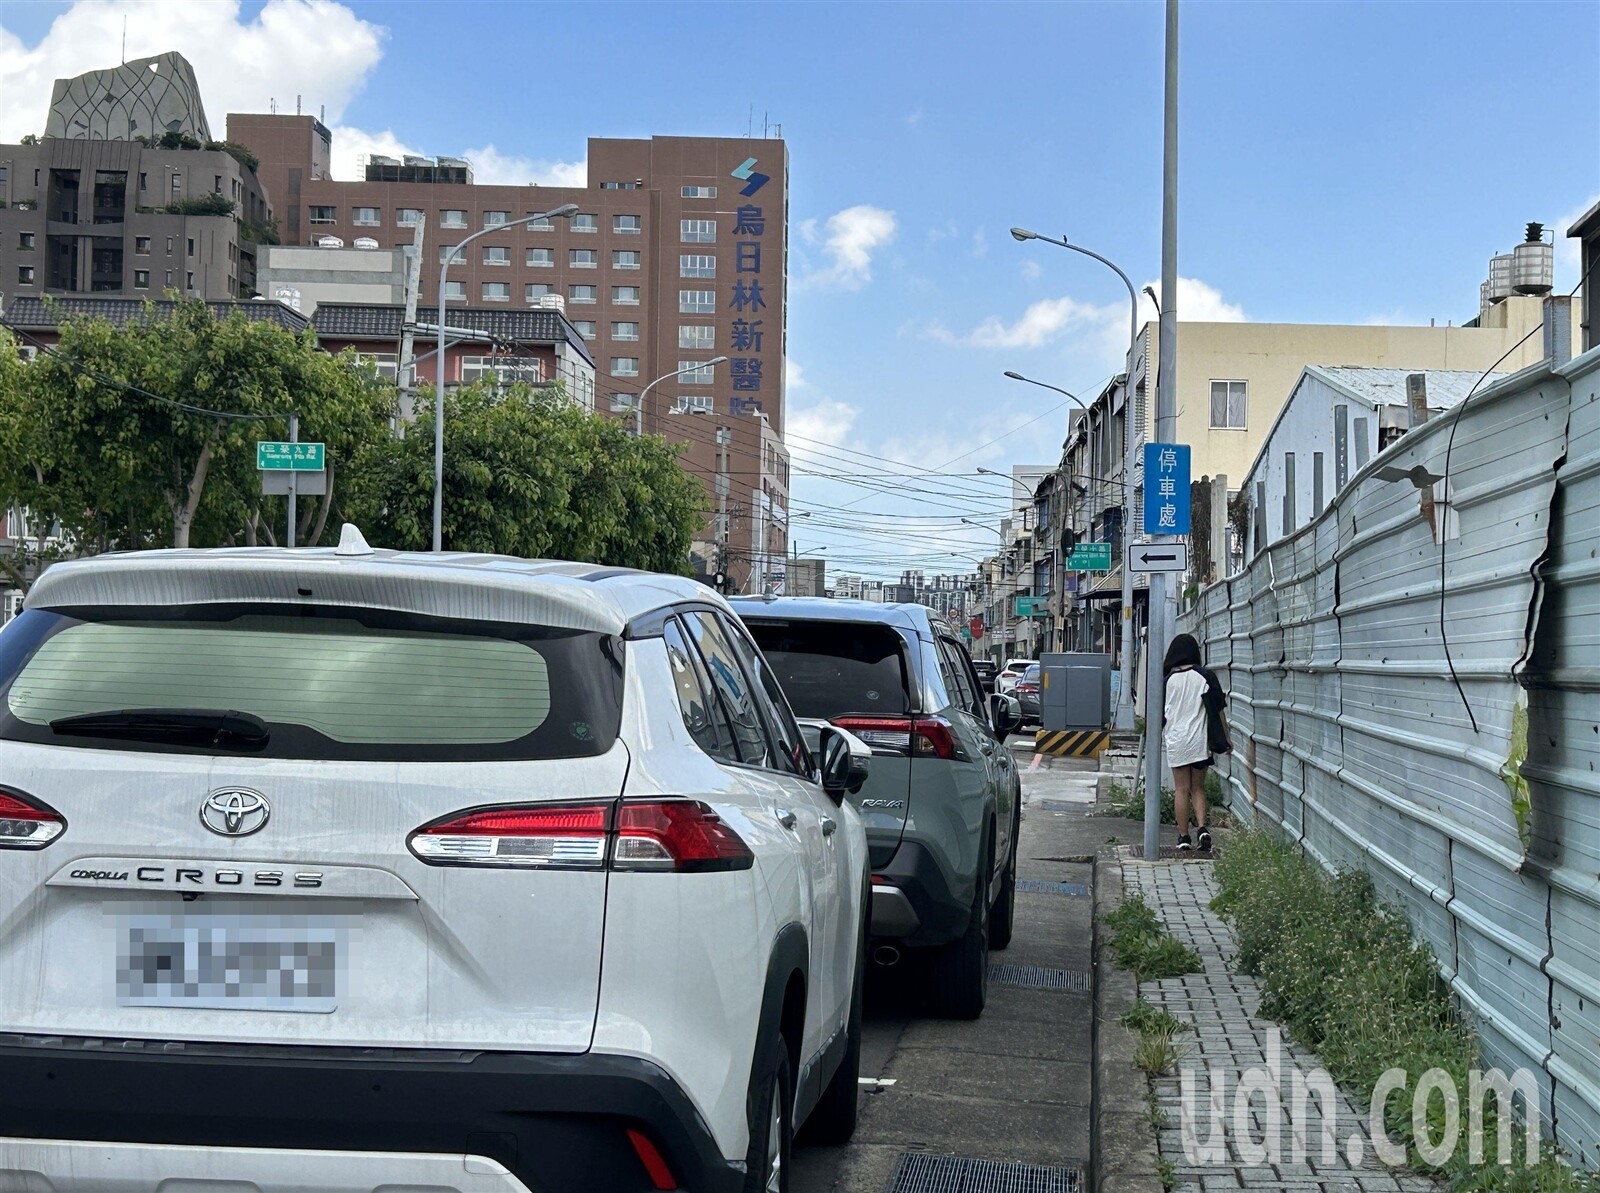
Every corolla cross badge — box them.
[200,789,271,837]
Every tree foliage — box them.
[342,382,703,573]
[0,303,704,585]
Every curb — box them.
[1091,848,1165,1193]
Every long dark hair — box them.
[1163,633,1203,677]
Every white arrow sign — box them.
[1127,541,1189,574]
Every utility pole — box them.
[285,412,299,548]
[1142,0,1180,861]
[396,215,427,423]
[716,426,731,592]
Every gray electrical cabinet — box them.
[1040,652,1112,731]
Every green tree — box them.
[343,382,702,573]
[0,302,394,562]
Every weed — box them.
[1123,998,1191,1037]
[1134,1025,1183,1077]
[1105,896,1203,981]
[1146,1089,1169,1130]
[1157,1157,1176,1191]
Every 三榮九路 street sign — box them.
[257,442,326,472]
[1142,442,1191,536]
[1067,542,1112,571]
[1127,540,1189,574]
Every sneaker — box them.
[1176,834,1193,852]
[1196,825,1213,853]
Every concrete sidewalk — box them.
[1121,857,1442,1193]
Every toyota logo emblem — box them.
[200,789,271,837]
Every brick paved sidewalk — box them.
[1123,858,1441,1193]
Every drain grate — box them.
[1032,799,1084,812]
[888,1152,1085,1192]
[988,963,1090,991]
[1127,844,1218,860]
[1016,879,1088,896]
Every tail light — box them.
[0,789,65,850]
[408,799,751,872]
[830,715,963,760]
[626,1127,679,1190]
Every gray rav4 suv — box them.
[730,597,1023,1018]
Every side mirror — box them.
[989,692,1023,737]
[818,726,872,801]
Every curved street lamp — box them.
[1003,370,1090,410]
[1010,226,1141,730]
[634,357,729,438]
[433,202,581,551]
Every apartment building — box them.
[229,115,791,590]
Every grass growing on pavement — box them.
[1213,830,1599,1191]
[1124,998,1193,1078]
[1123,998,1190,1037]
[1105,896,1203,981]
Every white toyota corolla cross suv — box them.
[0,532,871,1193]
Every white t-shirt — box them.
[1163,668,1210,767]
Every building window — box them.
[171,173,183,193]
[680,254,716,278]
[612,250,641,270]
[442,279,466,301]
[138,172,147,191]
[355,352,399,380]
[573,320,596,340]
[438,246,466,264]
[462,355,543,386]
[353,206,381,226]
[440,209,468,229]
[17,266,35,285]
[672,394,714,414]
[678,359,714,385]
[525,213,554,230]
[612,285,641,305]
[612,321,640,341]
[18,232,36,251]
[186,271,195,290]
[611,357,640,378]
[483,210,509,228]
[134,269,150,288]
[309,205,336,224]
[680,219,717,244]
[613,214,641,234]
[569,284,598,304]
[133,235,149,254]
[166,236,174,253]
[679,289,715,314]
[570,249,598,268]
[482,282,511,302]
[682,185,717,199]
[165,269,173,286]
[1210,380,1247,429]
[679,325,715,350]
[571,213,599,233]
[483,246,511,266]
[186,238,195,257]
[611,392,638,413]
[397,208,423,226]
[526,247,554,267]
[526,283,554,302]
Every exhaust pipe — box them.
[872,944,902,967]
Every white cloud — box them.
[927,219,960,244]
[458,143,586,188]
[1020,259,1043,281]
[788,396,859,450]
[905,109,925,127]
[797,204,897,290]
[1555,193,1597,289]
[785,359,807,390]
[1137,277,1248,324]
[970,228,988,259]
[932,295,1120,349]
[0,0,385,143]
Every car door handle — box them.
[821,816,837,837]
[775,809,797,830]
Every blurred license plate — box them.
[118,917,341,1012]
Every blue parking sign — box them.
[1143,443,1191,536]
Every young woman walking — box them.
[1162,633,1229,852]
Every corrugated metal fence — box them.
[1184,348,1600,1168]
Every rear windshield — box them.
[0,605,624,762]
[741,619,911,719]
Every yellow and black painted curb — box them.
[1034,728,1112,758]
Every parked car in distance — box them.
[0,530,873,1193]
[729,597,1024,1020]
[996,658,1037,695]
[970,658,998,694]
[1015,662,1042,727]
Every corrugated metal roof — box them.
[1308,365,1500,411]
[1,296,309,334]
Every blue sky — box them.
[3,0,1596,577]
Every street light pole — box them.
[1009,229,1142,732]
[433,203,580,552]
[963,515,1010,661]
[633,356,729,438]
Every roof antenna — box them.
[121,16,127,63]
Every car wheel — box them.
[989,826,1018,951]
[744,1043,794,1192]
[930,835,990,1019]
[800,910,863,1144]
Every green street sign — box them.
[1067,542,1113,571]
[257,442,326,471]
[1014,595,1047,618]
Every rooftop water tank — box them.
[316,236,345,249]
[437,156,469,169]
[1512,223,1553,295]
[368,155,400,167]
[537,294,565,311]
[1487,253,1515,301]
[353,237,379,250]
[403,155,431,167]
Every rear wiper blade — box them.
[49,708,270,749]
